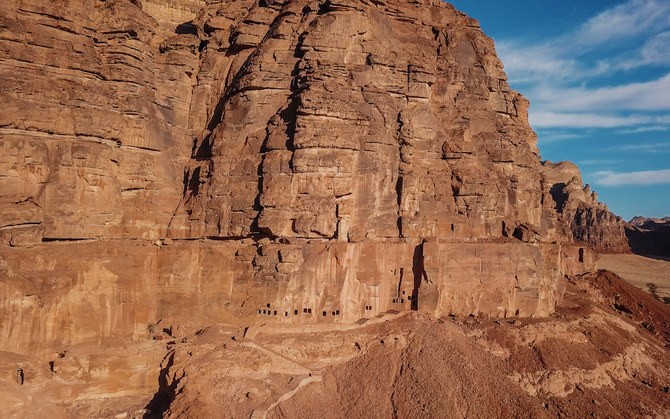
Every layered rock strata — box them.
[541,161,630,253]
[0,0,621,365]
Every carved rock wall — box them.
[0,0,612,359]
[0,239,594,355]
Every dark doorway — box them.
[411,243,426,311]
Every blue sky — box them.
[448,0,670,220]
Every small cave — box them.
[175,22,197,35]
[395,176,403,237]
[549,182,568,211]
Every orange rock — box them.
[0,0,626,391]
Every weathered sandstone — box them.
[0,0,641,414]
[0,0,605,347]
[541,161,630,253]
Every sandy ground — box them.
[598,254,670,300]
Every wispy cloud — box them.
[617,141,670,153]
[617,126,668,134]
[496,43,581,83]
[535,130,582,143]
[594,169,670,186]
[576,0,670,46]
[498,0,670,84]
[577,159,624,166]
[530,112,656,129]
[497,0,670,132]
[620,31,670,69]
[530,73,670,112]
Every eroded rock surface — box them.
[145,271,670,418]
[0,0,643,415]
[541,161,630,253]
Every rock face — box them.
[0,1,632,410]
[0,0,201,243]
[0,0,651,415]
[626,217,670,257]
[541,161,630,253]
[169,0,544,242]
[142,271,670,418]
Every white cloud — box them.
[535,131,582,143]
[529,73,670,112]
[497,42,580,83]
[594,169,670,186]
[497,0,670,83]
[494,0,670,151]
[577,159,624,166]
[619,31,670,69]
[530,112,654,128]
[617,126,668,134]
[618,141,670,153]
[577,0,670,46]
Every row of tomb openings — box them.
[257,291,415,318]
[258,303,341,317]
[252,244,584,320]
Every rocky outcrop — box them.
[0,0,649,415]
[169,0,546,241]
[0,0,202,243]
[0,0,618,376]
[626,217,670,257]
[541,161,630,253]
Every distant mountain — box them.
[626,217,670,257]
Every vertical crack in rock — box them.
[411,242,425,311]
[395,175,403,237]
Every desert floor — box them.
[598,254,670,301]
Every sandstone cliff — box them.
[0,0,626,346]
[626,216,670,257]
[0,0,640,415]
[541,161,630,253]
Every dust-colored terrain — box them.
[147,271,670,418]
[3,270,669,418]
[598,254,670,301]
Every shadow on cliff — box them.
[411,243,427,311]
[626,225,670,260]
[144,351,179,418]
